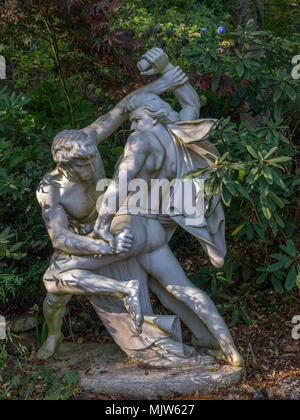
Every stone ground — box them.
[49,342,243,399]
[49,287,300,400]
[1,287,300,400]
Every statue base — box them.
[51,342,243,399]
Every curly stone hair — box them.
[51,130,94,164]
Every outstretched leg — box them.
[38,269,143,360]
[138,245,242,367]
[47,269,143,334]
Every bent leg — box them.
[46,269,143,334]
[138,245,242,367]
[148,276,219,349]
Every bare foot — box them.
[224,346,243,368]
[166,285,243,368]
[208,346,243,367]
[37,333,64,360]
[123,280,144,334]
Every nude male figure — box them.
[36,50,189,359]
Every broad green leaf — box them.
[256,273,268,285]
[224,260,233,283]
[266,261,285,272]
[273,88,283,103]
[271,253,293,267]
[221,187,232,207]
[236,63,245,78]
[253,223,265,240]
[264,147,278,160]
[272,171,288,191]
[269,156,292,164]
[272,277,284,294]
[211,277,218,297]
[246,225,254,241]
[286,240,297,258]
[262,166,273,185]
[184,168,210,180]
[285,266,297,291]
[219,152,230,163]
[246,145,259,159]
[223,180,236,195]
[212,70,221,92]
[235,183,250,200]
[285,84,297,102]
[279,240,298,258]
[268,191,284,209]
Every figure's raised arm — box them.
[137,47,200,121]
[82,48,189,145]
[173,83,201,121]
[82,98,128,146]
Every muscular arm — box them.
[93,133,154,236]
[174,82,201,121]
[37,181,111,257]
[82,75,182,146]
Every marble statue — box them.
[37,48,242,369]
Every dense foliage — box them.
[186,18,300,297]
[0,1,299,323]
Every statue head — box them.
[126,93,179,132]
[52,130,99,181]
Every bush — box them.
[0,88,51,311]
[186,19,300,293]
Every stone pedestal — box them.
[51,343,243,399]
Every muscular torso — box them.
[38,165,102,226]
[129,125,177,182]
[59,178,99,223]
[120,124,178,217]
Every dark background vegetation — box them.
[0,0,299,399]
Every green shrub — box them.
[186,19,299,292]
[0,88,51,311]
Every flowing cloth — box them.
[80,119,224,366]
[89,260,198,367]
[167,119,227,260]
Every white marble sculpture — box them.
[37,48,242,369]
